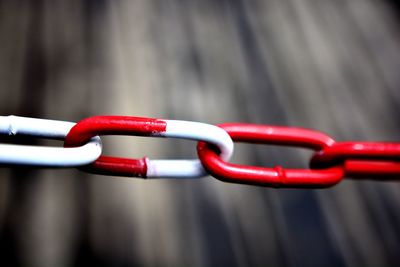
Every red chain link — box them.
[197,124,400,188]
[60,115,400,188]
[64,116,167,177]
[197,124,345,188]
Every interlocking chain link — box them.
[64,116,233,178]
[1,115,399,188]
[197,124,344,188]
[197,124,400,188]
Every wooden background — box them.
[0,0,399,266]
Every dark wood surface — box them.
[0,0,399,266]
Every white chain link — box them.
[0,116,102,167]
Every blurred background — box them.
[0,0,400,266]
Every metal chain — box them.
[0,116,102,167]
[1,115,399,188]
[63,116,233,178]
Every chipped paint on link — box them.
[63,116,234,178]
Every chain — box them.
[63,116,233,178]
[0,116,102,166]
[1,115,399,188]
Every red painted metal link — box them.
[64,115,235,178]
[310,142,400,177]
[64,116,167,177]
[197,124,344,188]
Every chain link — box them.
[1,115,399,188]
[0,116,102,166]
[64,116,233,178]
[197,124,344,188]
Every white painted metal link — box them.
[0,115,102,167]
[146,120,234,178]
